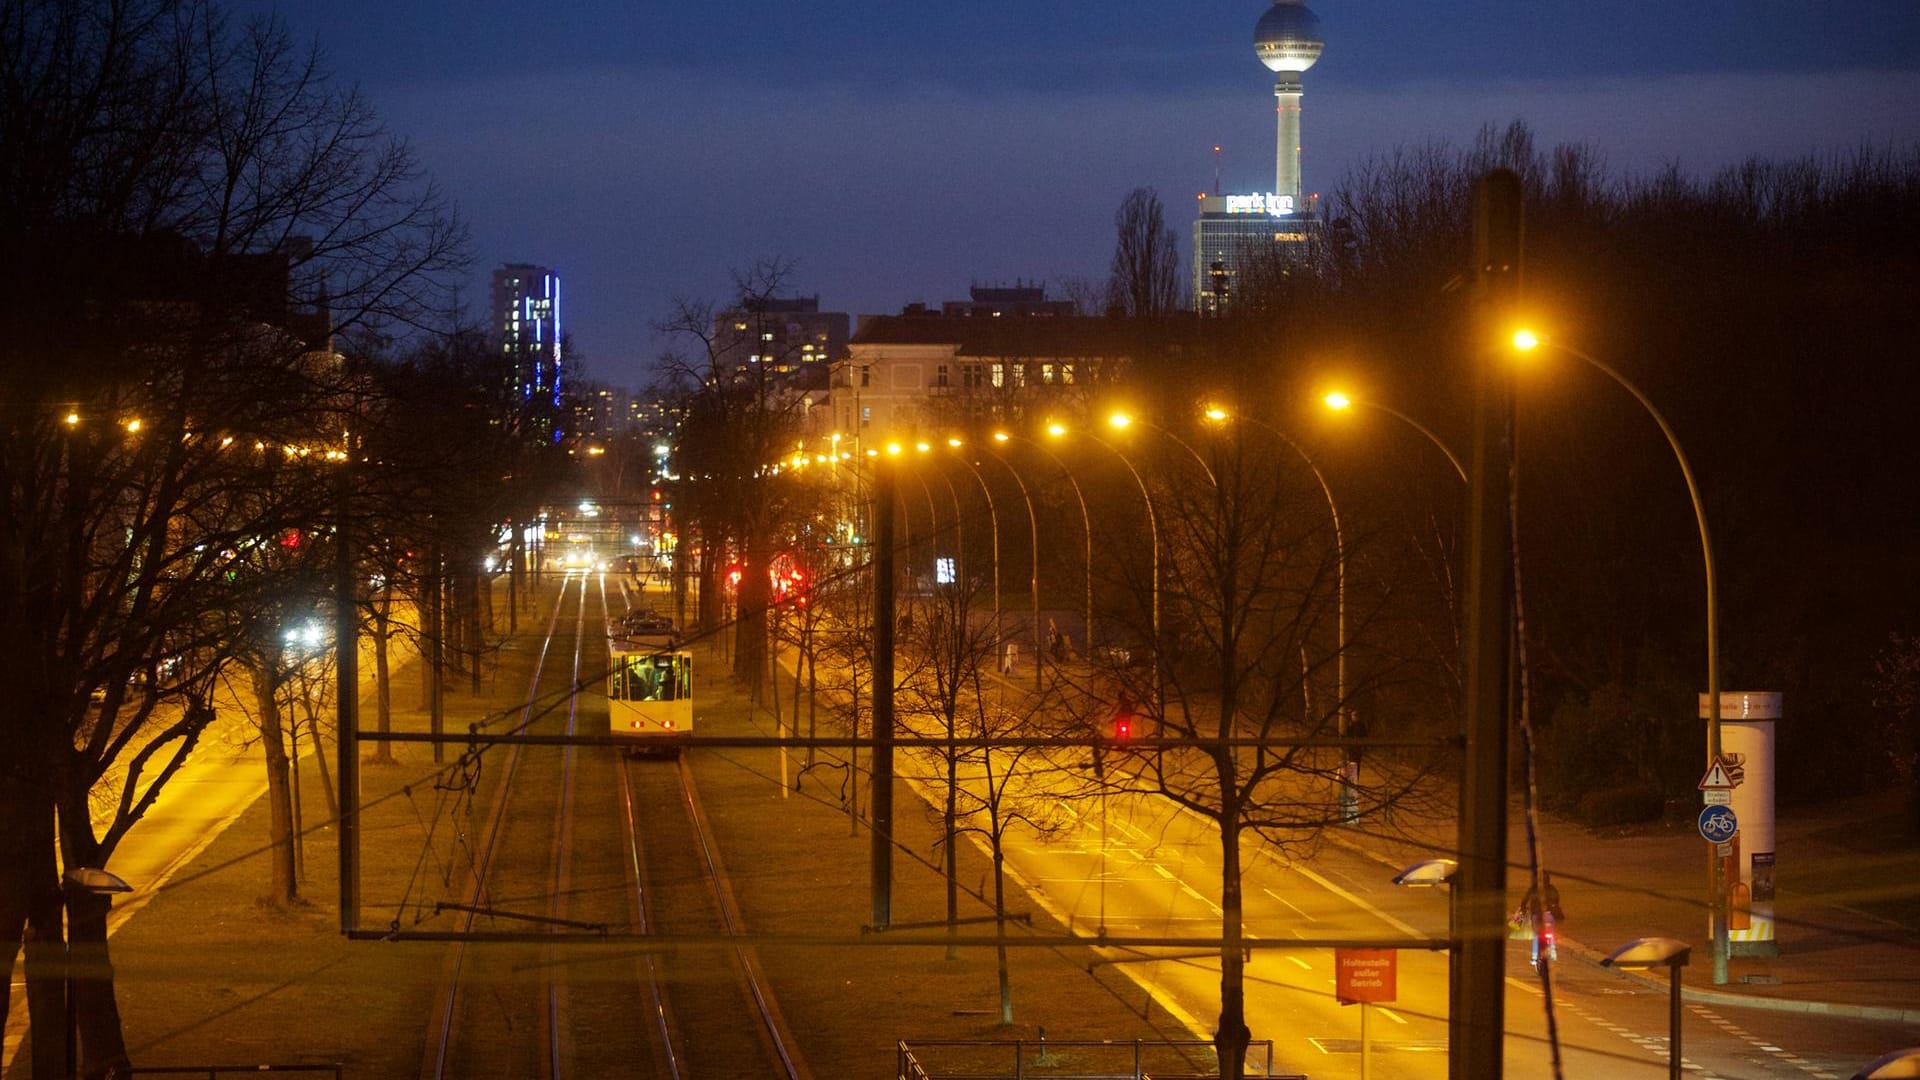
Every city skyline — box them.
[248,1,1920,388]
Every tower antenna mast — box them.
[1254,0,1324,203]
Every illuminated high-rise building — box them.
[491,263,564,439]
[1192,0,1325,315]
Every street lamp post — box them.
[1603,937,1692,1080]
[1322,391,1467,483]
[938,444,1003,649]
[962,439,1041,690]
[1203,407,1352,821]
[1517,329,1728,984]
[994,431,1094,656]
[1052,422,1159,683]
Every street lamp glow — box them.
[915,441,931,454]
[64,412,80,426]
[1203,405,1229,422]
[1045,422,1067,438]
[1512,327,1542,352]
[124,418,142,433]
[1323,391,1352,411]
[946,437,963,448]
[1108,411,1133,430]
[992,431,1010,443]
[884,442,902,457]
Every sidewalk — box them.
[1333,790,1920,1023]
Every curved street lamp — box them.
[1049,421,1161,701]
[1201,406,1353,821]
[1322,390,1468,483]
[994,430,1095,657]
[1516,327,1728,984]
[960,438,1042,690]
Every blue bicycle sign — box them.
[1697,805,1739,844]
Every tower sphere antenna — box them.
[1255,0,1324,73]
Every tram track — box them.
[417,570,805,1078]
[619,751,807,1080]
[421,572,591,1080]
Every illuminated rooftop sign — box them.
[1223,193,1295,216]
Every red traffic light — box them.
[1110,698,1135,742]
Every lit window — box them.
[991,363,1005,388]
[1041,363,1055,384]
[1061,364,1075,384]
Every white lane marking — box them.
[1152,864,1176,880]
[1263,887,1317,921]
[1288,956,1313,971]
[1376,1007,1408,1025]
[1287,861,1425,938]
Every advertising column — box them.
[1699,691,1781,957]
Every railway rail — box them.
[416,572,805,1079]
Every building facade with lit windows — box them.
[1192,0,1327,314]
[491,263,563,439]
[712,296,849,383]
[1191,193,1319,314]
[825,312,1145,441]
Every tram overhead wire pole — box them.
[1457,167,1523,1080]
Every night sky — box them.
[247,1,1920,389]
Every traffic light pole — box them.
[870,465,896,929]
[1453,168,1521,1080]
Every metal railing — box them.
[126,1066,343,1078]
[898,1039,1301,1080]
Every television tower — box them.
[1254,0,1324,205]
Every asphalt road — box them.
[891,671,1920,1080]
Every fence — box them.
[897,1039,1304,1080]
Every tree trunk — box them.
[249,657,299,902]
[467,570,483,694]
[372,587,395,764]
[993,846,1013,1026]
[1215,815,1251,1080]
[15,771,67,1079]
[0,769,32,1038]
[301,691,338,823]
[58,806,132,1079]
[735,541,770,700]
[946,746,959,960]
[696,529,721,631]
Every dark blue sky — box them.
[253,1,1920,388]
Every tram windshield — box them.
[612,653,689,702]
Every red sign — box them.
[1335,948,1397,1004]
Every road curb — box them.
[1327,826,1920,1025]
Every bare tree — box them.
[1106,187,1183,316]
[0,2,465,1070]
[655,257,816,697]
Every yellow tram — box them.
[607,643,693,751]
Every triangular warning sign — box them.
[1698,758,1736,790]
